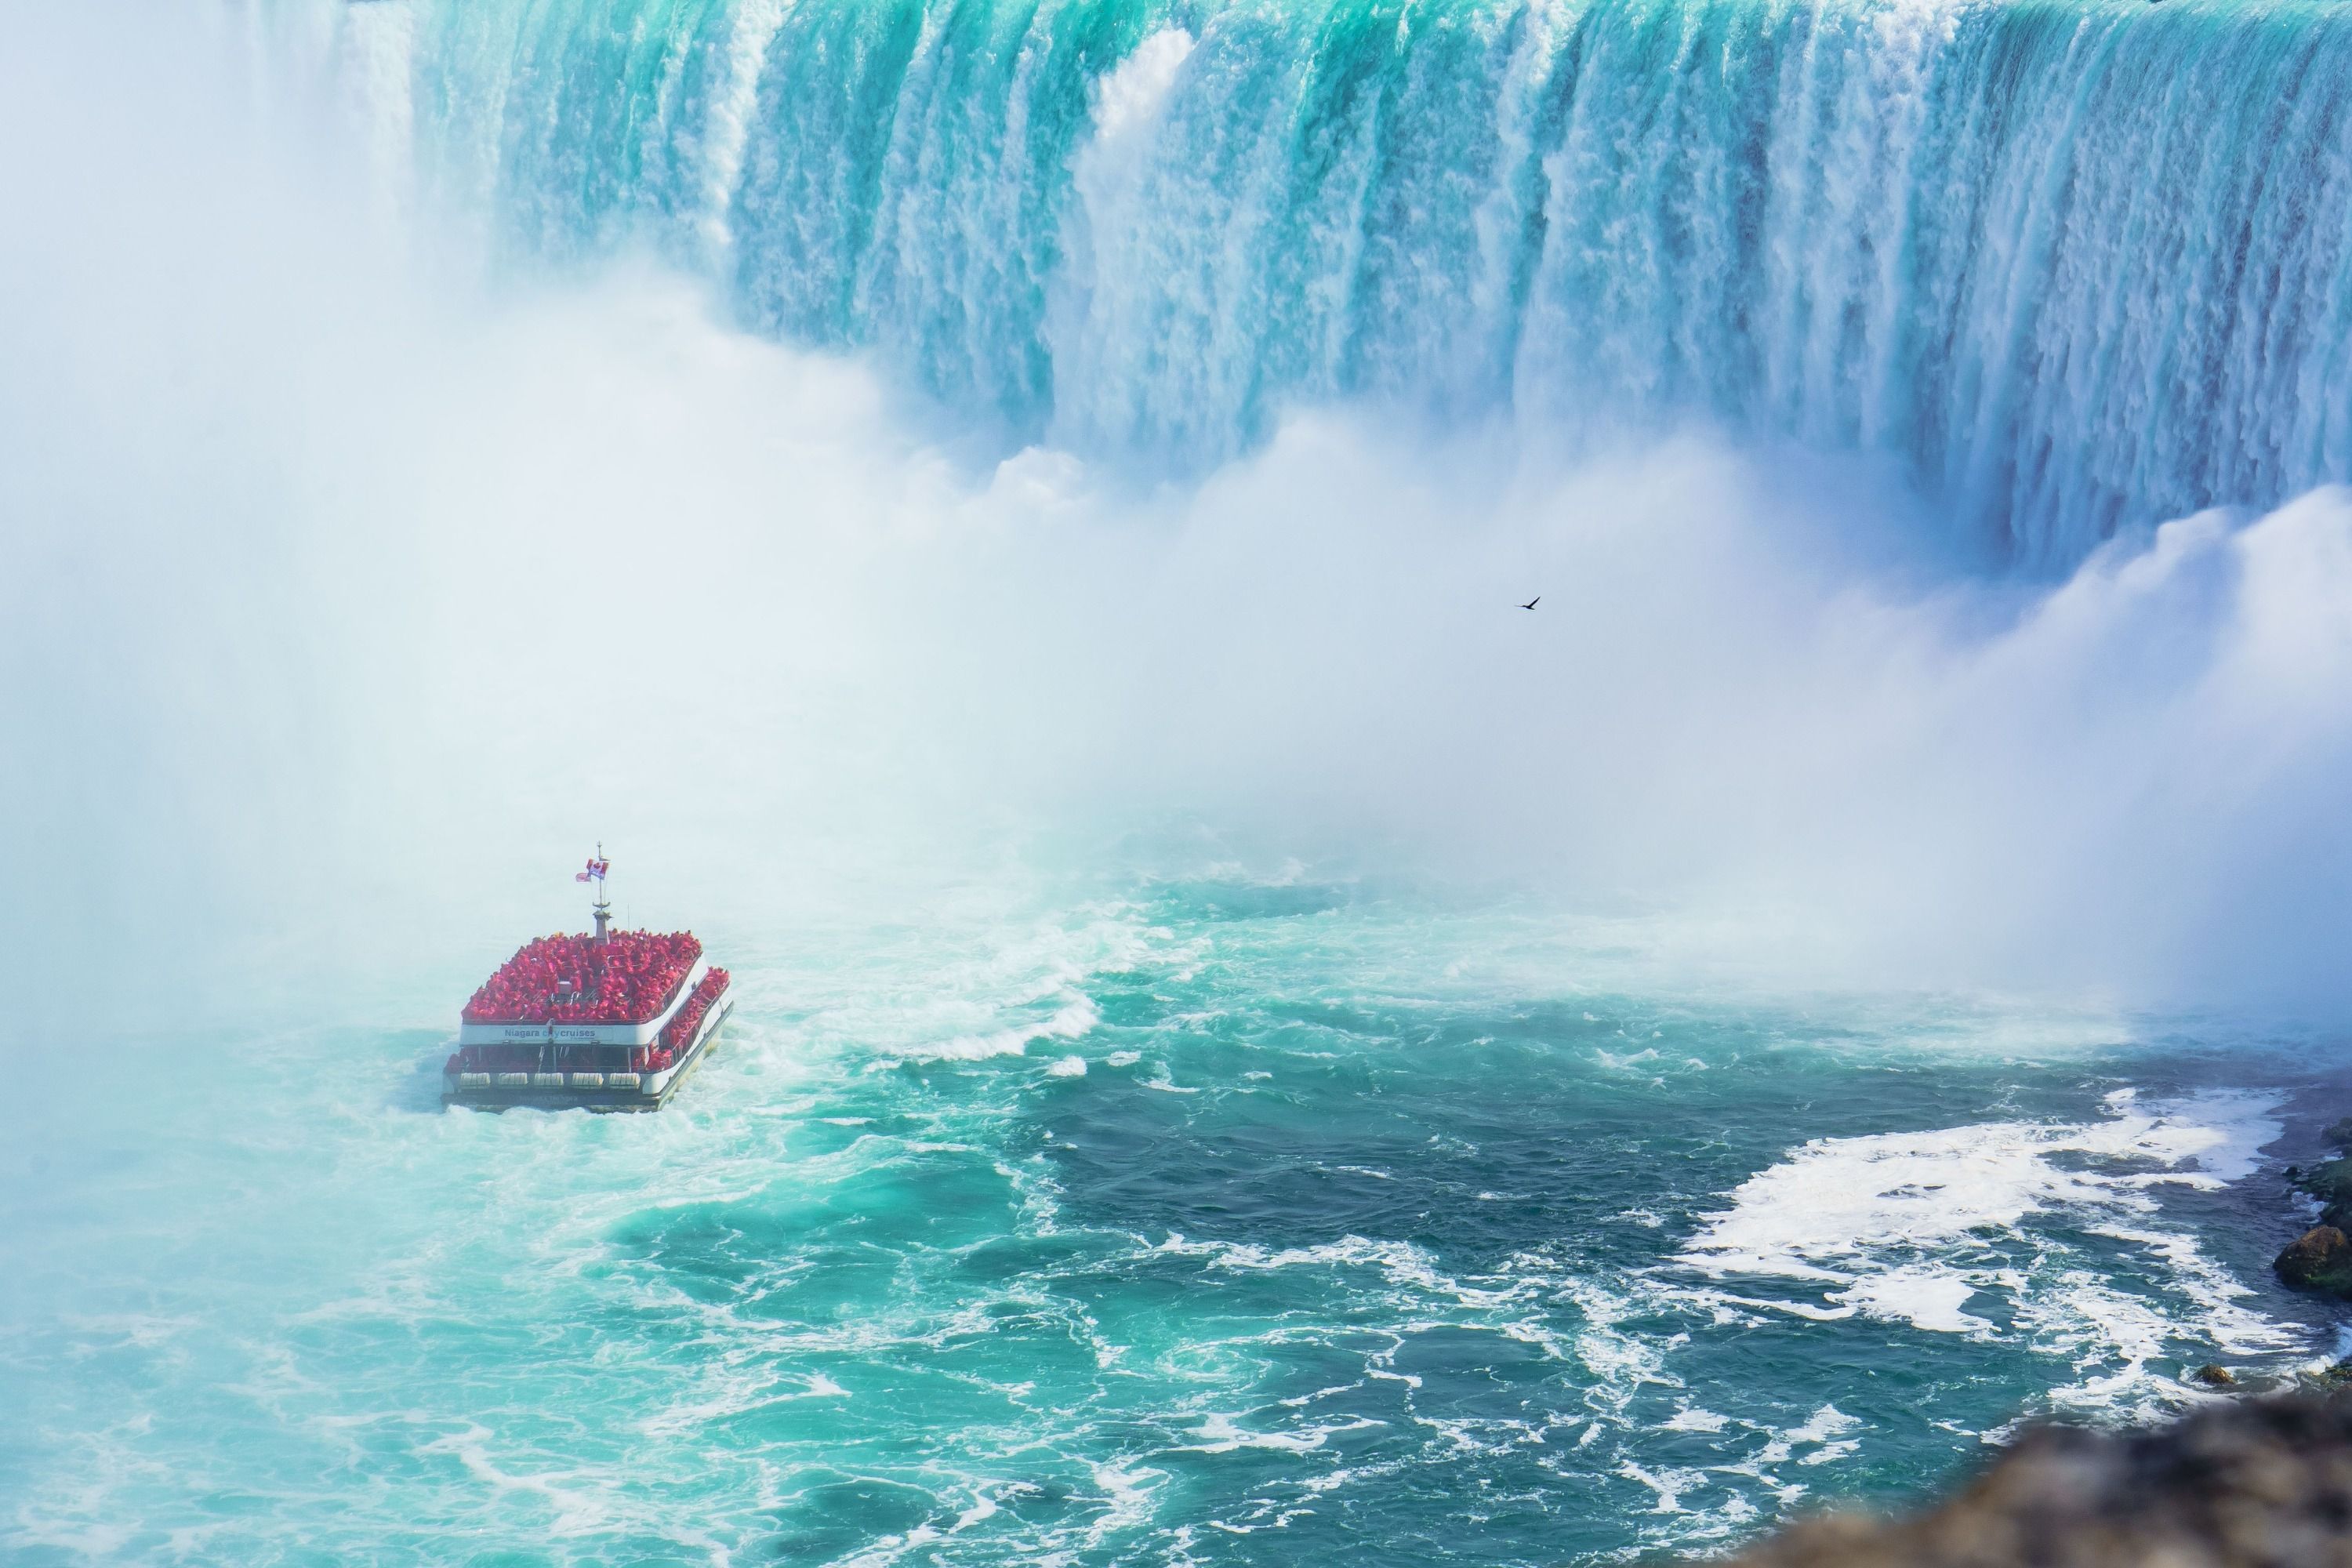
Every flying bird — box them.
[1519,596,1540,610]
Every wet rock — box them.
[2194,1364,2235,1388]
[2296,1158,2352,1228]
[2274,1225,2352,1296]
[2287,1119,2352,1229]
[1704,1396,2352,1568]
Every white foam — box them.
[1756,1404,1861,1465]
[1142,1064,1200,1093]
[1045,1054,1087,1076]
[1678,1091,2293,1416]
[1660,1406,1729,1433]
[1616,1458,1704,1514]
[1158,1232,1527,1312]
[1179,1412,1382,1454]
[911,996,1100,1062]
[840,910,1158,1065]
[1832,1265,1991,1334]
[1084,1461,1163,1546]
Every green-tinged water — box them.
[3,873,2335,1565]
[312,0,2352,561]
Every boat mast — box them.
[591,840,612,946]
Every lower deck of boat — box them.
[442,996,734,1113]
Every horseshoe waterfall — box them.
[356,0,2352,563]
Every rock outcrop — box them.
[2292,1160,2352,1230]
[2275,1120,2352,1298]
[2276,1226,2352,1296]
[1701,1397,2352,1568]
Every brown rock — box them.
[1702,1397,2352,1568]
[2275,1225,2352,1296]
[2194,1364,2236,1388]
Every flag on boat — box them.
[576,855,610,884]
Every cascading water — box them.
[332,0,2352,564]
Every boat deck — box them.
[443,995,735,1113]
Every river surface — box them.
[5,869,2339,1566]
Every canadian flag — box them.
[575,856,610,883]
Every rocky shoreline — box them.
[2276,1119,2352,1298]
[1693,1395,2352,1568]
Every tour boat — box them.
[441,851,732,1112]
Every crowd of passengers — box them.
[449,968,731,1079]
[462,931,704,1025]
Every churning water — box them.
[6,875,2347,1565]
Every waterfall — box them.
[350,0,2352,565]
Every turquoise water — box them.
[4,872,2337,1564]
[326,0,2352,563]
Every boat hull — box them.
[442,994,734,1113]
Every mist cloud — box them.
[5,0,2350,1029]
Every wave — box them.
[1675,1089,2298,1418]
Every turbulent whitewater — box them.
[6,885,2345,1566]
[325,0,2352,563]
